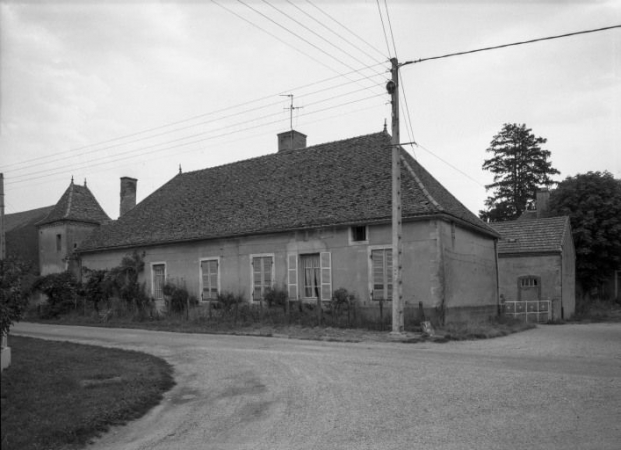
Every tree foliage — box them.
[0,257,31,336]
[549,171,621,294]
[480,123,559,221]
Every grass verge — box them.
[1,336,175,450]
[440,316,537,341]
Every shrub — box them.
[216,291,245,311]
[162,282,198,313]
[263,286,288,309]
[0,257,32,336]
[32,271,79,318]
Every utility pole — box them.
[387,58,404,335]
[0,173,5,260]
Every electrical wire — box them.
[375,0,392,58]
[5,66,386,175]
[404,25,621,66]
[305,0,386,60]
[6,91,386,186]
[261,0,386,80]
[414,142,485,187]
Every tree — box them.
[549,171,621,295]
[0,257,32,337]
[480,123,559,221]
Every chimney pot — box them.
[120,177,137,218]
[277,130,306,152]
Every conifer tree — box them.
[480,123,559,221]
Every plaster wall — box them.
[438,221,499,317]
[80,219,498,319]
[498,254,562,319]
[39,222,98,276]
[561,231,576,318]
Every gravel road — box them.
[11,322,621,450]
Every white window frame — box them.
[300,253,322,299]
[250,253,275,302]
[368,245,393,302]
[349,225,369,245]
[199,257,221,302]
[151,262,167,300]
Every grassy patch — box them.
[571,300,621,323]
[1,336,175,450]
[440,316,537,341]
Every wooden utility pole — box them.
[388,58,404,335]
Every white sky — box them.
[1,0,619,220]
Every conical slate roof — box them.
[38,180,110,226]
[80,131,497,252]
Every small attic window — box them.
[56,234,62,252]
[351,226,367,243]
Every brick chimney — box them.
[536,189,550,218]
[277,130,306,152]
[120,177,137,218]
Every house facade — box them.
[492,215,575,320]
[78,131,501,323]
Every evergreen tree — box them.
[480,123,559,221]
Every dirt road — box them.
[12,322,621,450]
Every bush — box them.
[32,271,79,318]
[216,291,245,311]
[0,257,32,336]
[163,282,198,313]
[263,286,288,309]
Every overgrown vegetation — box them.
[1,335,174,450]
[0,257,32,336]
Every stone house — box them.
[77,130,501,323]
[491,209,575,320]
[37,179,111,277]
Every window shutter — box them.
[320,251,332,301]
[287,253,298,300]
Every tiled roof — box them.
[80,132,497,252]
[38,181,111,226]
[491,216,570,254]
[4,206,55,232]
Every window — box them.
[201,259,219,301]
[518,276,540,301]
[56,234,62,252]
[152,264,166,300]
[301,254,321,298]
[351,226,367,243]
[371,248,393,301]
[252,255,273,301]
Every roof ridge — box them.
[180,131,387,176]
[64,183,74,219]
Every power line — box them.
[375,0,392,58]
[235,0,383,96]
[403,25,621,66]
[5,67,386,175]
[414,142,485,188]
[284,0,383,65]
[383,0,399,59]
[6,91,386,186]
[305,0,386,60]
[261,0,386,80]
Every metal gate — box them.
[503,299,551,323]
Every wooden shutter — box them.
[287,253,298,300]
[320,251,332,301]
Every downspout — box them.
[560,251,564,321]
[494,238,501,317]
